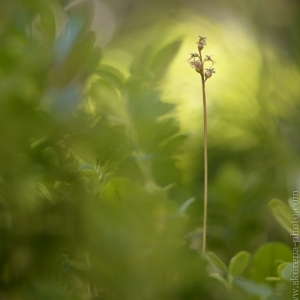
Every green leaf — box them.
[36,183,55,204]
[101,178,149,203]
[177,197,195,215]
[210,273,228,288]
[90,79,123,118]
[206,252,227,273]
[250,242,292,282]
[102,144,131,174]
[56,31,96,86]
[37,3,56,41]
[78,163,95,171]
[234,278,273,298]
[97,65,125,90]
[265,276,281,281]
[280,263,293,281]
[68,132,97,165]
[269,198,293,233]
[228,251,251,277]
[288,197,299,216]
[42,147,59,165]
[150,40,182,80]
[60,256,88,272]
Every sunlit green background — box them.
[0,0,299,299]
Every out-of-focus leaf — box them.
[78,163,95,171]
[154,118,180,144]
[60,254,88,272]
[210,273,228,288]
[36,3,56,41]
[42,147,59,165]
[101,177,148,203]
[150,40,182,80]
[250,242,292,282]
[125,76,143,102]
[36,183,55,204]
[68,132,97,165]
[97,65,125,90]
[177,197,195,215]
[84,46,102,73]
[228,251,251,277]
[265,276,281,281]
[54,16,83,63]
[66,0,94,40]
[90,79,123,118]
[74,164,98,185]
[158,134,187,155]
[103,144,131,174]
[288,197,299,216]
[279,263,293,281]
[55,31,96,86]
[206,252,227,273]
[234,278,273,298]
[269,198,293,233]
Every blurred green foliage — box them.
[0,0,299,299]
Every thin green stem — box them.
[201,76,208,257]
[198,51,208,257]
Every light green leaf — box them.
[210,273,228,288]
[97,65,125,90]
[265,277,281,281]
[103,144,131,173]
[206,252,227,273]
[269,198,293,233]
[288,197,299,216]
[228,251,251,277]
[250,242,292,282]
[177,197,195,215]
[234,278,273,298]
[101,177,148,203]
[280,263,293,282]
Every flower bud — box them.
[197,42,204,51]
[195,65,202,74]
[204,68,215,79]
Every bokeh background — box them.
[96,0,300,252]
[0,0,299,299]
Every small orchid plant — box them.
[187,36,216,256]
